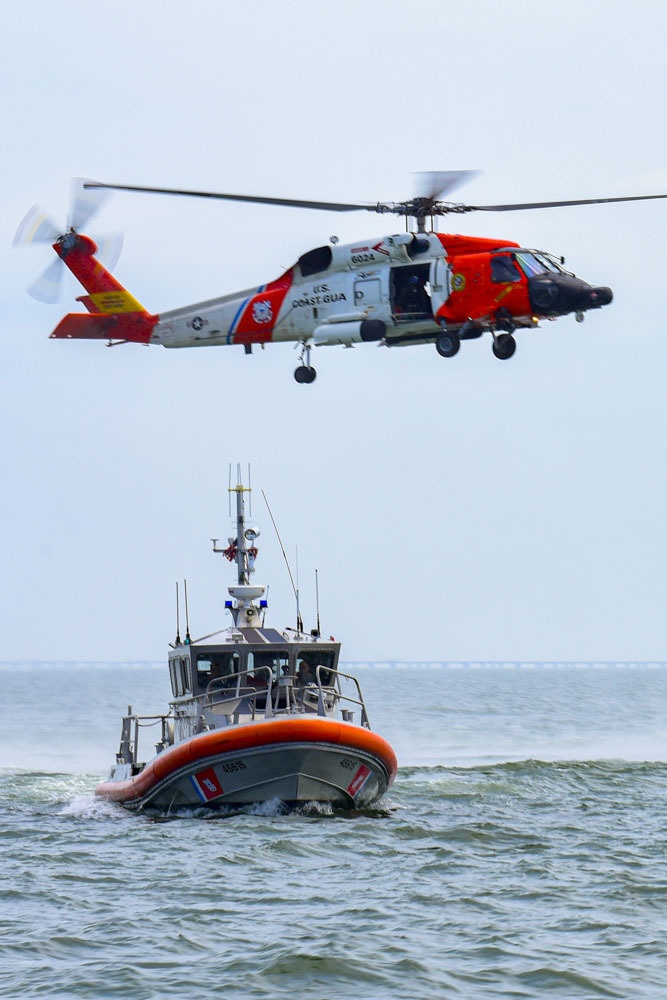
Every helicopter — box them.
[14,172,667,383]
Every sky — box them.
[2,0,667,663]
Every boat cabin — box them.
[168,629,342,729]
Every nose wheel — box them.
[294,341,317,383]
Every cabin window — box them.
[296,651,336,686]
[491,255,522,283]
[196,652,241,692]
[178,657,191,694]
[298,245,332,277]
[169,659,179,697]
[246,650,289,686]
[406,235,431,258]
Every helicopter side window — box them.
[491,255,522,283]
[298,246,333,277]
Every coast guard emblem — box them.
[253,300,273,324]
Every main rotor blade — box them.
[460,193,667,213]
[85,180,667,220]
[414,170,480,202]
[84,181,373,213]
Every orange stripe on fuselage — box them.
[231,275,292,345]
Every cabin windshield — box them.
[514,250,566,278]
[513,251,549,277]
[295,650,336,686]
[196,651,241,693]
[247,650,290,686]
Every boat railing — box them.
[116,706,174,767]
[196,664,371,727]
[201,665,274,722]
[116,664,373,763]
[319,667,371,729]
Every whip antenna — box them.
[315,568,321,637]
[295,545,303,635]
[262,490,302,631]
[184,578,191,643]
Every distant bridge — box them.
[1,660,667,670]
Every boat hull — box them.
[96,717,397,812]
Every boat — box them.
[96,475,397,812]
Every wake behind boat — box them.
[96,475,397,812]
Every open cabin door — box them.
[429,257,451,315]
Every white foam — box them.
[59,794,127,820]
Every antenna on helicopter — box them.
[262,489,302,632]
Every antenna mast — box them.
[213,465,266,628]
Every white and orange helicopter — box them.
[14,173,667,382]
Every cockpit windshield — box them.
[514,250,569,278]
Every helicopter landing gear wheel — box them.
[435,330,461,358]
[294,365,317,384]
[492,333,516,361]
[294,341,316,384]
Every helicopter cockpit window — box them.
[513,251,551,278]
[298,246,333,277]
[533,252,567,274]
[491,255,522,283]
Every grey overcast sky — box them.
[2,0,667,662]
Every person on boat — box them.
[297,660,315,685]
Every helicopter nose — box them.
[528,275,613,316]
[588,285,613,307]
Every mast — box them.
[212,466,266,628]
[232,477,251,586]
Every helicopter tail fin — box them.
[49,233,157,344]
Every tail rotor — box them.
[13,178,121,303]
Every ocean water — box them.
[2,663,667,999]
